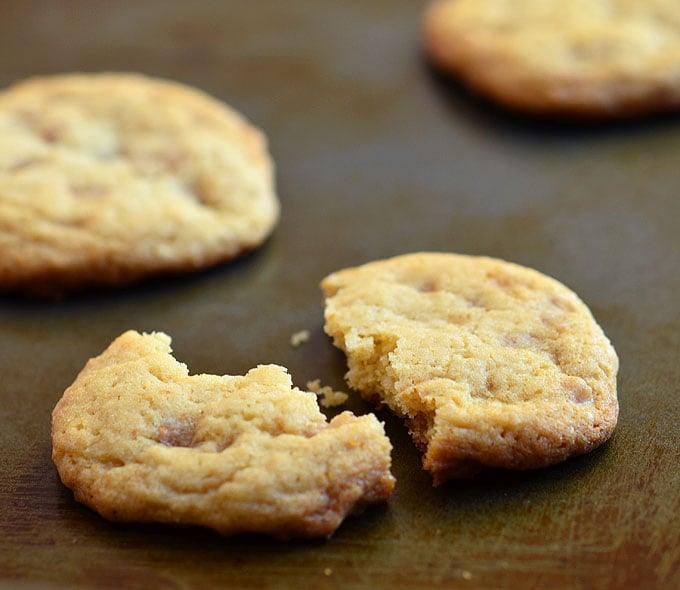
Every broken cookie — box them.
[51,330,394,538]
[322,253,619,485]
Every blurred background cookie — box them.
[0,73,279,296]
[423,0,680,119]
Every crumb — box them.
[290,330,310,347]
[461,571,473,580]
[306,379,349,408]
[324,568,333,576]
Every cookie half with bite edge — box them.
[322,253,619,485]
[423,0,680,119]
[0,73,279,296]
[51,331,394,538]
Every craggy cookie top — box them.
[51,331,394,538]
[0,73,279,296]
[423,0,680,118]
[322,253,619,484]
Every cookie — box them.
[321,253,619,485]
[51,330,394,538]
[423,0,680,119]
[0,73,279,296]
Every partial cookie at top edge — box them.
[321,252,619,485]
[423,0,680,119]
[0,73,279,296]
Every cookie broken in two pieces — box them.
[52,253,619,539]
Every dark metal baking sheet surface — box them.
[1,1,678,588]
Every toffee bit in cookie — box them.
[290,329,311,348]
[51,330,394,538]
[306,379,349,409]
[157,417,196,448]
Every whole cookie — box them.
[51,331,394,538]
[0,73,279,296]
[423,0,680,119]
[322,253,619,485]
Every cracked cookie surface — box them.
[51,331,394,538]
[322,253,619,485]
[423,0,680,119]
[0,73,279,296]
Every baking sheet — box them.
[1,1,678,588]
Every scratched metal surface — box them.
[1,1,679,588]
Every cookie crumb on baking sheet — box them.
[306,379,349,408]
[290,330,310,347]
